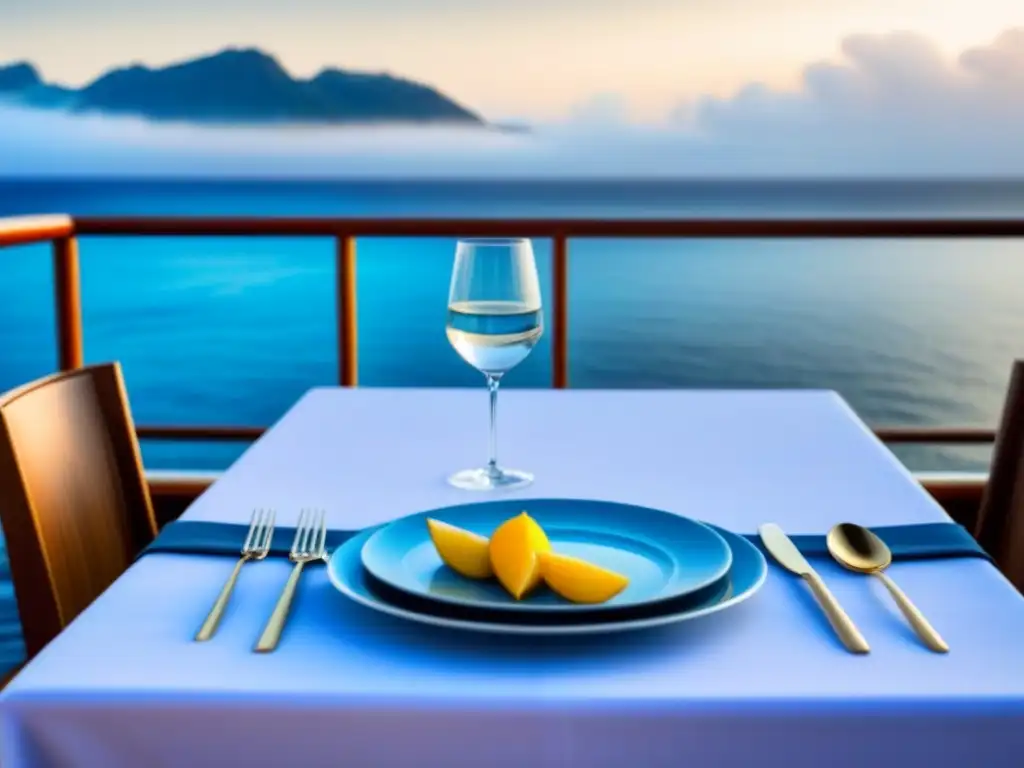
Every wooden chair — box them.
[975,359,1024,593]
[0,362,158,663]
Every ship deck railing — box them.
[3,213,1021,528]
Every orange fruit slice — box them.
[426,518,493,579]
[488,512,551,599]
[538,551,630,604]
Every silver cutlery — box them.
[254,508,327,653]
[195,508,275,642]
[759,522,870,654]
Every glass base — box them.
[448,466,534,491]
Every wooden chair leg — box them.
[975,359,1024,592]
[0,662,23,690]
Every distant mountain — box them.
[0,63,41,91]
[0,62,74,108]
[0,48,485,126]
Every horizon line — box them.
[3,175,1024,184]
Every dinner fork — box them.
[254,508,327,653]
[195,508,276,642]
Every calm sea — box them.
[0,177,1023,671]
[4,179,1024,475]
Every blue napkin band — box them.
[745,522,990,562]
[143,521,355,559]
[139,520,990,562]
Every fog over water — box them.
[1,29,1023,177]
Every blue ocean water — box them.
[0,177,1022,673]
[3,179,1023,475]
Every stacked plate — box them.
[327,498,767,635]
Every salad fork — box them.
[255,508,327,653]
[195,507,275,642]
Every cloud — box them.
[566,93,631,128]
[0,28,1022,177]
[673,28,1024,175]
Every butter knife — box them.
[759,523,870,654]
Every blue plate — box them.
[360,499,733,614]
[328,524,766,635]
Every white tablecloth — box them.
[2,388,1024,768]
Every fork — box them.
[254,508,327,653]
[195,508,276,642]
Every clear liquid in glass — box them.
[445,300,543,377]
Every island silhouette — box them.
[0,47,484,126]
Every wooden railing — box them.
[5,212,1022,527]
[5,213,1024,453]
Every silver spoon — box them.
[827,523,948,653]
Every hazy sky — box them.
[1,0,1021,120]
[2,26,1023,177]
[1,5,1022,177]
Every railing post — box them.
[552,234,569,388]
[52,236,84,371]
[336,235,358,386]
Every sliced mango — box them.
[488,511,551,599]
[538,551,630,604]
[426,518,493,579]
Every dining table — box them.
[2,387,1024,767]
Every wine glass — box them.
[445,238,543,491]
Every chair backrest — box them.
[975,359,1024,592]
[0,362,157,658]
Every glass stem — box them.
[486,374,501,478]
